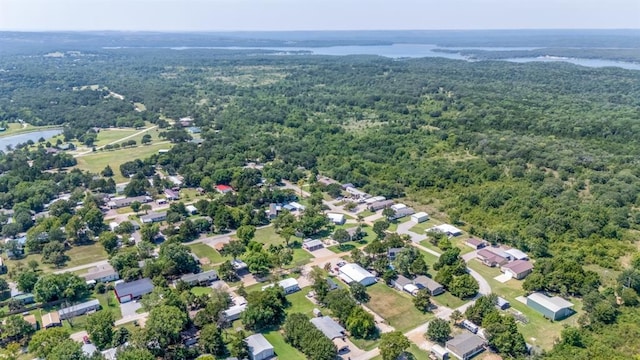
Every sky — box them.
[0,0,638,31]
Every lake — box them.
[156,44,640,71]
[0,129,63,151]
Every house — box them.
[12,293,35,305]
[41,311,61,329]
[82,343,98,357]
[187,126,201,134]
[465,238,487,250]
[59,299,101,320]
[310,316,347,340]
[501,260,534,280]
[114,278,155,303]
[180,270,218,286]
[476,248,509,267]
[318,176,338,186]
[232,259,249,273]
[179,117,194,127]
[185,205,198,215]
[326,213,345,225]
[461,320,479,334]
[345,186,367,198]
[391,275,413,291]
[431,344,449,360]
[23,314,38,330]
[505,248,529,260]
[82,264,119,283]
[5,236,26,259]
[387,247,404,260]
[0,257,6,274]
[216,184,234,194]
[129,220,141,230]
[411,212,429,223]
[341,183,355,190]
[526,292,574,321]
[327,278,338,291]
[403,283,420,296]
[277,278,300,294]
[245,333,275,360]
[496,296,510,310]
[107,195,151,209]
[414,275,445,296]
[303,239,324,251]
[446,333,486,360]
[266,203,278,219]
[140,211,167,224]
[429,224,463,237]
[388,206,415,220]
[346,227,363,241]
[288,202,306,212]
[164,189,180,200]
[338,263,376,286]
[167,176,183,187]
[365,196,386,204]
[224,302,247,321]
[368,200,395,211]
[101,347,119,360]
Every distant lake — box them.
[118,43,640,71]
[0,129,63,151]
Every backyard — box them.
[188,243,229,264]
[366,283,432,332]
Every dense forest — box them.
[1,42,640,357]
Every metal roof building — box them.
[338,263,376,286]
[245,333,274,360]
[59,299,101,320]
[310,316,346,340]
[446,333,485,360]
[114,278,155,303]
[526,292,574,321]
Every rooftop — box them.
[245,333,273,355]
[446,333,485,355]
[527,292,574,312]
[339,263,374,282]
[59,299,100,317]
[278,277,299,289]
[505,248,529,260]
[310,316,346,339]
[115,278,154,296]
[503,259,534,274]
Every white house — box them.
[429,224,463,236]
[246,334,275,360]
[185,205,198,215]
[327,213,345,225]
[411,212,429,223]
[278,278,300,294]
[338,263,376,286]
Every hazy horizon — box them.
[1,0,638,32]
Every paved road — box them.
[396,220,427,242]
[115,312,149,326]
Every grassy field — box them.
[366,283,432,332]
[285,287,316,316]
[96,291,121,319]
[409,218,439,234]
[64,243,109,268]
[188,243,229,264]
[262,330,306,360]
[466,261,583,350]
[432,291,468,309]
[191,286,213,296]
[371,343,430,360]
[289,248,313,268]
[93,128,141,146]
[75,142,173,182]
[253,226,285,247]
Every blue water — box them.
[0,129,63,151]
[156,44,640,70]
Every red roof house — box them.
[216,184,234,194]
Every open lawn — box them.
[75,142,173,182]
[366,283,432,332]
[93,128,140,146]
[432,291,468,309]
[288,248,313,268]
[96,291,121,319]
[467,261,583,350]
[191,286,213,296]
[188,243,229,264]
[64,243,109,268]
[253,226,285,247]
[358,210,375,217]
[388,217,411,232]
[262,330,306,360]
[285,288,316,316]
[410,218,439,234]
[179,188,207,202]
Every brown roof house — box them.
[476,248,509,267]
[501,260,534,280]
[465,238,487,250]
[41,311,61,329]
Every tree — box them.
[324,289,357,323]
[482,312,527,357]
[158,242,198,276]
[116,347,155,360]
[221,240,245,259]
[99,231,119,255]
[394,247,419,277]
[1,315,35,344]
[41,241,68,267]
[311,267,330,303]
[101,165,113,177]
[33,273,88,302]
[283,313,337,360]
[218,260,239,282]
[28,327,71,358]
[373,220,390,238]
[450,309,463,324]
[346,306,376,339]
[413,288,432,313]
[449,274,479,299]
[242,286,288,330]
[144,305,188,351]
[16,270,39,292]
[130,201,141,214]
[426,318,451,344]
[350,282,370,303]
[382,207,396,220]
[140,223,159,242]
[86,310,114,350]
[244,250,273,278]
[379,331,410,360]
[47,339,88,360]
[0,342,21,360]
[141,134,152,144]
[228,330,249,360]
[199,324,226,355]
[236,225,256,244]
[333,228,351,249]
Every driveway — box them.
[310,247,335,258]
[120,301,142,318]
[396,220,426,242]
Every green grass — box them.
[253,226,286,247]
[75,142,173,182]
[350,336,380,351]
[366,283,432,332]
[179,188,207,202]
[64,243,109,268]
[432,291,468,309]
[288,248,313,268]
[371,343,430,360]
[359,210,375,217]
[188,243,229,264]
[94,128,141,146]
[262,330,306,360]
[96,291,121,319]
[387,217,411,232]
[466,260,583,350]
[285,288,316,316]
[191,286,213,296]
[409,218,439,234]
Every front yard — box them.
[366,283,432,332]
